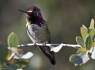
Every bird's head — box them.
[19,6,45,27]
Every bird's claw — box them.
[43,43,46,46]
[34,43,37,46]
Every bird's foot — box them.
[34,43,37,46]
[42,42,47,47]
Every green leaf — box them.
[88,29,95,46]
[8,64,18,70]
[0,43,8,63]
[80,25,88,40]
[88,29,95,39]
[76,36,85,48]
[89,18,94,29]
[85,35,93,50]
[69,53,90,66]
[15,60,28,68]
[8,32,19,47]
[93,35,95,46]
[77,48,87,54]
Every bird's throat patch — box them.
[26,18,31,27]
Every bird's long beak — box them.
[18,9,28,13]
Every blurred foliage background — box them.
[0,0,95,70]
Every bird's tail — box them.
[38,46,56,65]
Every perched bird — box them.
[19,6,56,65]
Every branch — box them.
[18,43,81,53]
[18,43,81,49]
[8,43,81,61]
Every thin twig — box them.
[18,43,81,49]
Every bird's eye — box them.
[33,11,38,15]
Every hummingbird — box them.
[19,6,56,65]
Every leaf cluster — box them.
[0,32,32,69]
[69,19,95,66]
